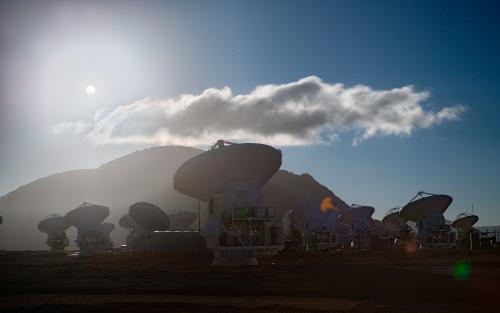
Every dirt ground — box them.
[1,249,499,313]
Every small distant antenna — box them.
[471,203,474,214]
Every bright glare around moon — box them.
[85,84,96,95]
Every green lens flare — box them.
[453,260,471,281]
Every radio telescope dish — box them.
[174,143,282,201]
[100,222,115,233]
[129,202,170,231]
[382,207,405,225]
[339,205,374,225]
[64,202,109,226]
[400,192,452,222]
[451,213,478,230]
[119,214,135,229]
[168,211,197,230]
[38,214,70,251]
[37,215,69,233]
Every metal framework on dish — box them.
[174,140,284,266]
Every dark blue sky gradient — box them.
[0,0,498,223]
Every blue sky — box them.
[0,0,499,223]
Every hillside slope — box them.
[0,146,348,250]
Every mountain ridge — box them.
[0,145,349,250]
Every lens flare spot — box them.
[320,196,336,213]
[453,260,471,281]
[403,240,418,255]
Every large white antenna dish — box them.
[129,202,170,231]
[168,211,197,230]
[174,141,284,266]
[64,202,109,226]
[400,192,452,222]
[174,142,282,201]
[451,213,479,230]
[382,207,405,225]
[64,202,111,256]
[37,214,69,233]
[100,222,115,233]
[400,191,455,249]
[119,214,135,229]
[37,214,70,252]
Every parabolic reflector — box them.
[168,211,197,230]
[451,213,479,230]
[174,143,282,201]
[64,202,109,226]
[37,215,69,233]
[101,222,115,233]
[382,208,405,225]
[119,214,135,229]
[129,202,170,231]
[339,205,374,225]
[400,193,452,222]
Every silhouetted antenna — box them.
[64,202,111,256]
[407,191,438,204]
[209,139,237,150]
[173,142,283,266]
[129,202,170,231]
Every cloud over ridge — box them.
[56,76,466,146]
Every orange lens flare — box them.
[320,196,337,213]
[403,240,418,255]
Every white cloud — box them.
[53,76,466,146]
[51,120,91,135]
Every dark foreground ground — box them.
[1,249,499,313]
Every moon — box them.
[85,84,96,95]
